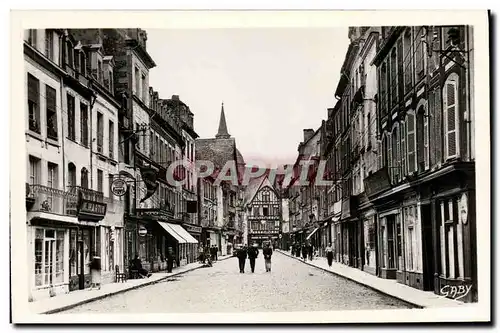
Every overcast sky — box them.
[147,28,350,166]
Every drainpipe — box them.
[59,33,66,191]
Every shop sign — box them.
[111,178,128,197]
[78,199,107,219]
[364,167,391,197]
[184,224,202,234]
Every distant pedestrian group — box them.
[236,242,273,273]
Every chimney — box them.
[172,95,180,101]
[303,129,315,143]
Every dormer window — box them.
[80,52,86,75]
[97,60,103,83]
[65,40,74,67]
[108,69,113,92]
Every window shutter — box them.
[392,128,399,182]
[424,114,429,169]
[407,113,416,173]
[396,126,400,181]
[46,85,56,111]
[28,74,39,103]
[401,121,406,177]
[387,135,393,181]
[444,81,458,158]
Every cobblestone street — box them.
[60,252,414,313]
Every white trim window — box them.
[34,228,65,287]
[424,110,430,169]
[406,111,417,173]
[387,133,393,181]
[443,73,460,159]
[400,120,407,177]
[391,123,400,183]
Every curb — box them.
[277,250,425,309]
[42,258,226,315]
[43,255,235,314]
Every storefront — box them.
[424,163,477,302]
[157,221,199,265]
[183,223,202,244]
[70,192,108,291]
[359,193,377,275]
[27,219,72,301]
[339,195,359,267]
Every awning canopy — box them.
[306,227,319,240]
[158,222,187,244]
[169,223,199,244]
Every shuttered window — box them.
[424,112,429,169]
[67,94,75,140]
[400,121,407,177]
[46,85,57,139]
[387,134,393,181]
[392,125,400,183]
[443,74,459,159]
[27,73,40,133]
[407,112,416,173]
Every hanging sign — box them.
[139,167,159,203]
[111,178,128,197]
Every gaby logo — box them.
[162,159,335,187]
[440,284,473,301]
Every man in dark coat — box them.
[237,246,248,273]
[308,243,314,261]
[263,242,273,272]
[247,244,259,273]
[295,243,302,258]
[301,244,308,261]
[166,247,175,273]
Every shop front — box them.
[339,195,359,267]
[424,163,477,302]
[358,192,376,274]
[70,190,108,291]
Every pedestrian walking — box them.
[263,242,273,272]
[325,242,334,267]
[308,243,314,261]
[166,247,175,273]
[237,245,247,273]
[301,244,308,261]
[295,243,301,258]
[247,243,259,273]
[215,246,219,261]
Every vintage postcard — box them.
[9,9,490,324]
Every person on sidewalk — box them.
[247,243,259,273]
[237,245,248,273]
[325,243,334,268]
[295,243,301,258]
[263,242,273,272]
[166,247,175,273]
[215,246,219,261]
[132,255,152,278]
[308,243,314,261]
[301,244,308,262]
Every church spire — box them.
[215,102,231,139]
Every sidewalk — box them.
[30,255,233,315]
[278,250,465,309]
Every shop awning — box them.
[306,227,319,241]
[169,223,199,244]
[157,222,187,244]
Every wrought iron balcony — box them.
[67,186,105,203]
[26,184,78,216]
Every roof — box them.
[195,137,238,174]
[216,103,231,139]
[242,169,280,206]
